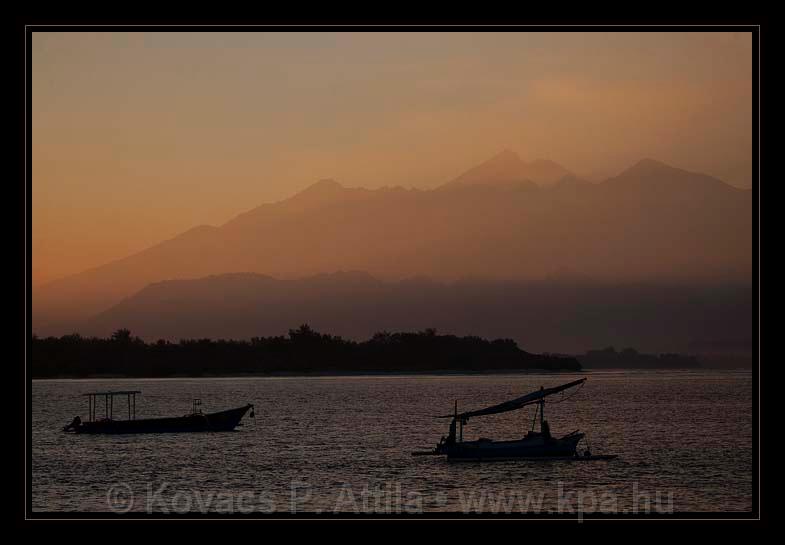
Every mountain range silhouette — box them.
[78,271,750,357]
[33,150,752,356]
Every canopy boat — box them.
[413,378,616,461]
[62,391,254,434]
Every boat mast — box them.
[539,386,544,432]
[455,400,463,442]
[530,402,538,431]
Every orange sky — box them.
[32,31,753,286]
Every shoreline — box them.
[32,368,583,380]
[31,366,747,381]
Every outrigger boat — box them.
[62,391,254,434]
[413,378,616,461]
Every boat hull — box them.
[71,405,252,434]
[447,454,616,462]
[445,432,584,461]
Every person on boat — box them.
[541,420,551,439]
[435,418,458,454]
[63,415,81,432]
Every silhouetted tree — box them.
[289,324,318,340]
[29,327,583,378]
[372,331,392,344]
[111,329,133,343]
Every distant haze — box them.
[33,32,753,285]
[32,32,753,359]
[81,272,751,357]
[33,149,752,351]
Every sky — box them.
[32,31,753,286]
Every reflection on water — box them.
[32,370,752,513]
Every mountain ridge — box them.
[78,270,752,357]
[443,149,574,188]
[33,152,752,335]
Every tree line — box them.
[31,325,582,378]
[578,346,700,368]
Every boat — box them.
[62,391,255,434]
[413,378,616,461]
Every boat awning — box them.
[438,378,586,420]
[82,391,141,396]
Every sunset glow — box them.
[32,32,752,285]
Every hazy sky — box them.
[32,31,752,285]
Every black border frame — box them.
[18,21,766,525]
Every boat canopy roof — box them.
[439,378,586,420]
[82,391,141,396]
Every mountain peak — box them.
[628,157,674,172]
[609,158,689,183]
[609,158,740,193]
[289,178,346,202]
[306,178,344,191]
[621,158,714,180]
[445,150,572,188]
